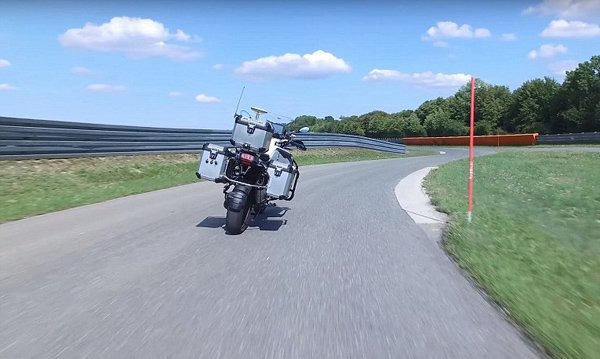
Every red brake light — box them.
[240,153,255,165]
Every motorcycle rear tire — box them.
[225,185,251,235]
[225,204,251,234]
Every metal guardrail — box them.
[537,132,600,144]
[0,116,406,159]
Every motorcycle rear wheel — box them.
[225,185,252,234]
[225,204,251,234]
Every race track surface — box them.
[0,149,540,358]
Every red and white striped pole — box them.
[468,76,476,223]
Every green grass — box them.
[1,148,430,223]
[293,147,432,165]
[0,154,200,223]
[424,151,600,359]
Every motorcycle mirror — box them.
[299,127,310,133]
[259,153,270,162]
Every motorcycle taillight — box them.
[240,153,255,166]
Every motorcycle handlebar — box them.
[288,139,307,151]
[280,133,306,151]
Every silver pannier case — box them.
[231,115,273,153]
[267,159,298,199]
[197,143,229,182]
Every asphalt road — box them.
[0,149,540,358]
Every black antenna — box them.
[234,86,245,116]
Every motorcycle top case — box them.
[197,143,229,182]
[231,116,273,153]
[267,160,298,199]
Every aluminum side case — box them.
[231,115,273,153]
[267,159,298,200]
[197,143,230,182]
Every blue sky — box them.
[1,0,599,129]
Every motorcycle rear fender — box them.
[226,186,252,212]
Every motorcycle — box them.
[196,107,308,234]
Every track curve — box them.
[0,149,539,358]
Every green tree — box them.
[402,113,427,137]
[339,115,359,121]
[287,56,599,137]
[387,113,427,137]
[477,84,512,134]
[475,121,496,136]
[338,119,365,136]
[553,55,600,133]
[288,115,318,132]
[446,79,511,135]
[357,111,393,137]
[446,85,471,126]
[424,109,468,136]
[385,119,404,138]
[392,110,415,118]
[508,77,560,133]
[415,97,448,123]
[312,116,339,133]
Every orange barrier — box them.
[402,133,538,146]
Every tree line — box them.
[288,55,599,138]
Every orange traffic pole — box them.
[468,77,475,223]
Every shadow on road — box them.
[196,206,290,232]
[196,216,225,228]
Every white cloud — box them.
[212,64,224,70]
[474,28,492,38]
[87,83,125,92]
[433,41,449,48]
[548,60,579,75]
[195,94,220,103]
[423,21,492,42]
[501,33,517,41]
[541,19,600,37]
[523,0,600,19]
[59,16,201,61]
[169,91,182,97]
[0,83,17,90]
[71,66,92,75]
[363,69,471,88]
[363,69,405,81]
[235,50,351,80]
[528,44,568,59]
[0,59,10,67]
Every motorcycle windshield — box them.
[269,122,287,137]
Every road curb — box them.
[394,166,447,242]
[395,166,550,358]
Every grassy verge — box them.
[0,154,199,224]
[424,151,599,358]
[1,148,430,223]
[294,147,432,165]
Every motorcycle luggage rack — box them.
[223,175,267,190]
[267,159,300,201]
[286,169,300,201]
